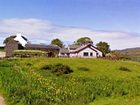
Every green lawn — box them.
[0,57,140,105]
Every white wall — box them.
[69,53,78,57]
[14,33,27,47]
[59,53,69,57]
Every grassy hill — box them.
[0,58,140,105]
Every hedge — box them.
[13,50,47,57]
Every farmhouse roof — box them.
[70,43,99,53]
[68,44,80,50]
[60,48,69,53]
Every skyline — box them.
[0,0,140,49]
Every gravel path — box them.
[0,52,5,58]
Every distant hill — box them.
[117,47,140,56]
[116,47,140,61]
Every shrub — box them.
[119,66,131,72]
[42,63,73,75]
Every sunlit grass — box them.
[0,57,140,105]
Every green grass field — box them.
[0,57,140,105]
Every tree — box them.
[75,37,93,45]
[51,38,64,48]
[96,41,110,57]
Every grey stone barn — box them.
[4,35,26,57]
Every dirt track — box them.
[0,52,6,105]
[0,96,5,105]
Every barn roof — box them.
[25,44,60,50]
[14,33,28,47]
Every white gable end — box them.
[90,46,102,57]
[14,33,27,47]
[77,47,97,58]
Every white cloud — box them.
[0,18,52,35]
[0,18,140,50]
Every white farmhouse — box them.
[69,44,102,58]
[59,44,102,58]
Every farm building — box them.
[59,48,70,57]
[4,33,102,58]
[4,33,60,57]
[25,44,60,57]
[4,33,28,57]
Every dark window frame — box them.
[90,52,93,56]
[83,52,89,56]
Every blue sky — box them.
[0,0,140,49]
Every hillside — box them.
[0,58,140,105]
[116,47,140,61]
[118,47,140,55]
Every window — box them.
[83,52,89,56]
[90,52,93,56]
[96,52,99,56]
